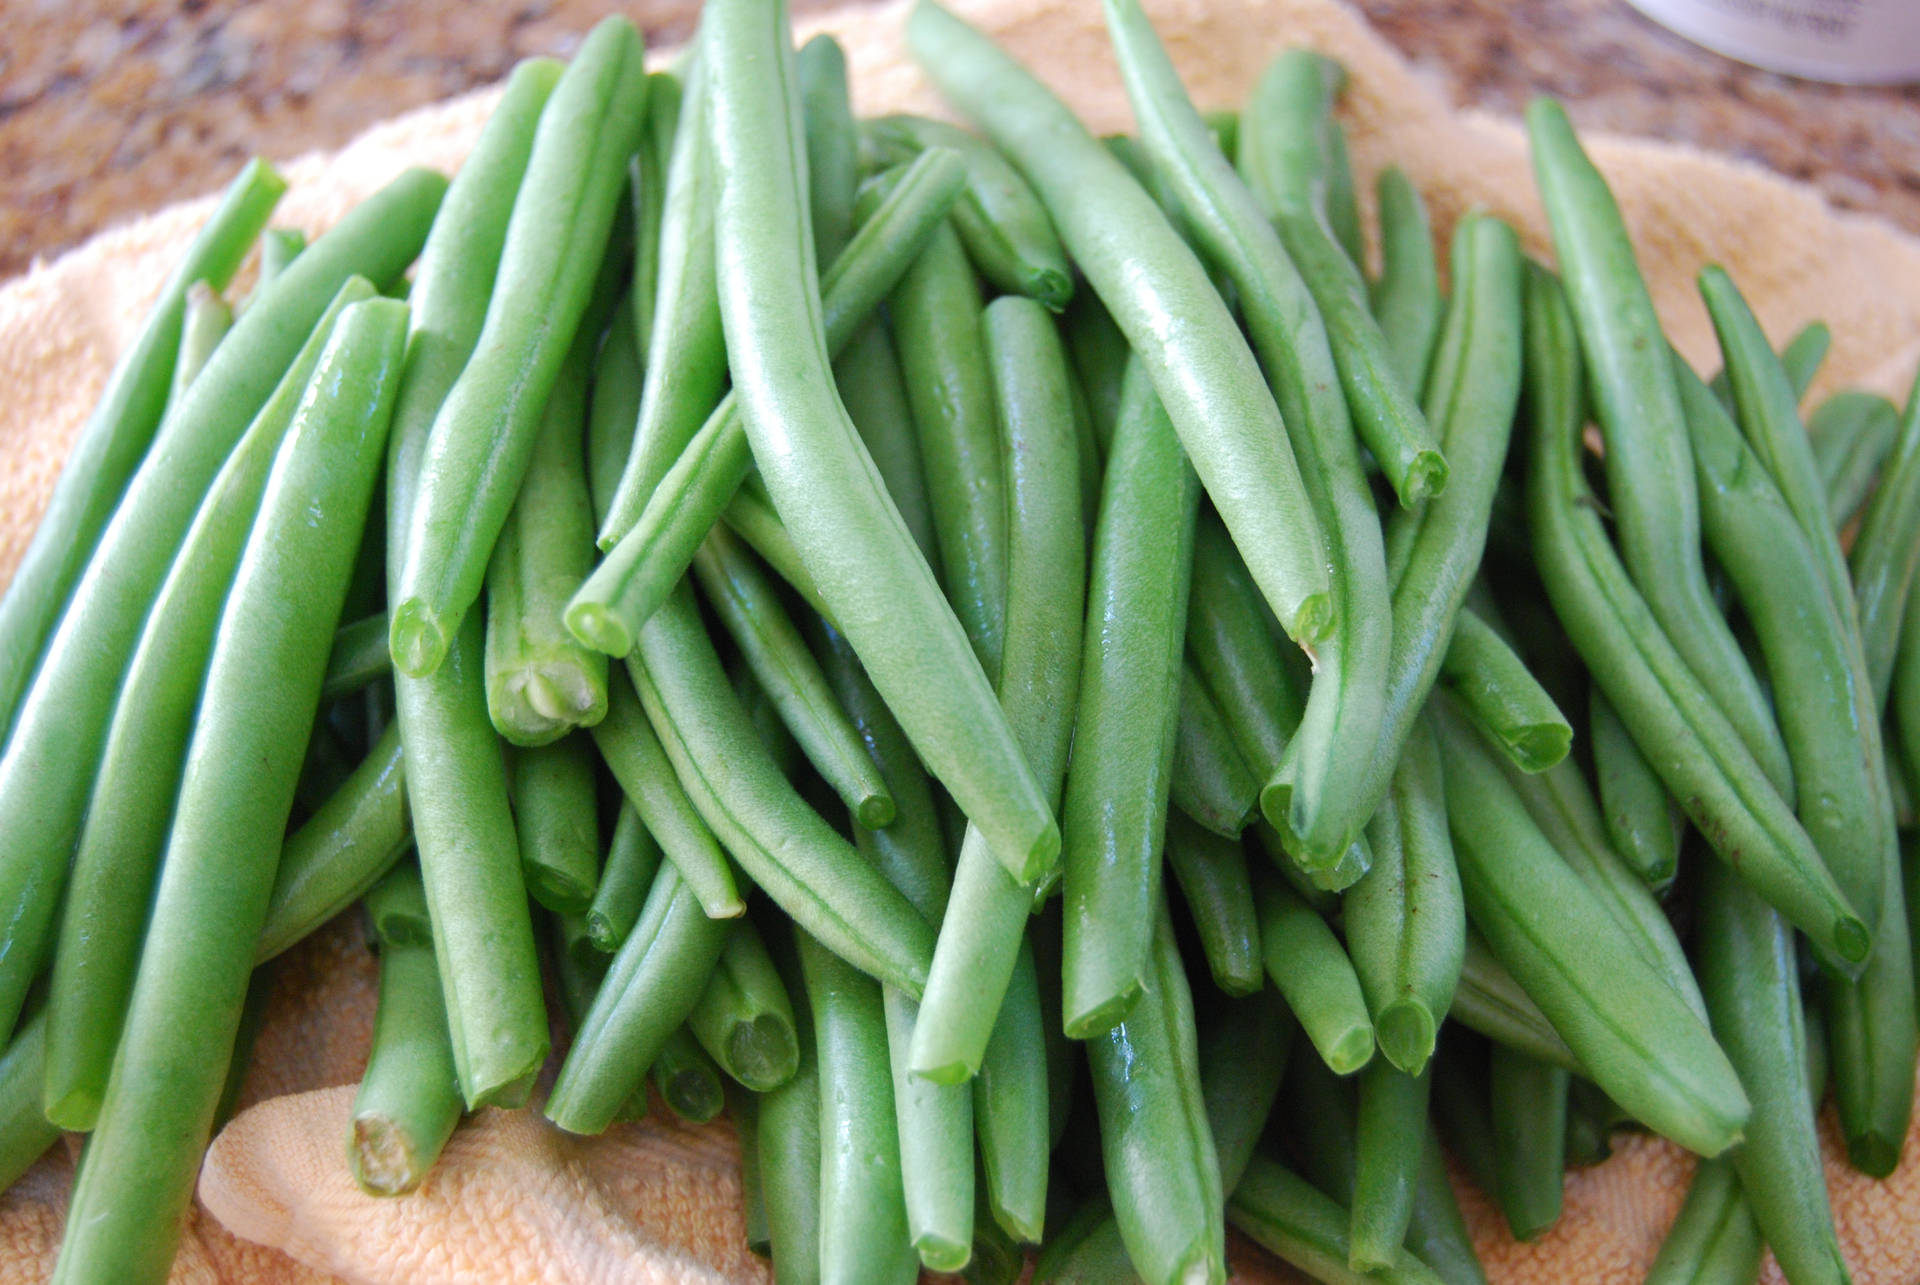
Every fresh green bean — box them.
[974,941,1048,1243]
[1253,864,1374,1073]
[690,526,893,827]
[1088,900,1225,1285]
[758,940,823,1284]
[1527,100,1790,791]
[1199,987,1290,1195]
[797,931,919,1285]
[885,983,976,1270]
[256,226,306,289]
[587,296,643,528]
[1350,1063,1436,1270]
[0,158,286,743]
[1433,697,1750,1156]
[734,1089,770,1257]
[1697,859,1848,1285]
[1846,367,1920,706]
[631,584,936,995]
[1811,389,1899,529]
[42,279,377,1130]
[1164,811,1263,995]
[586,802,660,953]
[1064,289,1129,457]
[1346,716,1463,1075]
[690,918,799,1092]
[1429,1034,1500,1200]
[1437,608,1572,773]
[351,865,463,1197]
[1643,1158,1765,1285]
[164,282,234,412]
[1170,669,1261,838]
[890,219,1009,679]
[628,70,679,357]
[1451,929,1580,1073]
[799,35,859,264]
[651,1026,725,1123]
[1061,359,1198,1036]
[564,144,968,646]
[1230,1158,1450,1285]
[910,0,1333,647]
[867,115,1072,309]
[322,611,392,703]
[1589,685,1680,891]
[836,319,941,571]
[1524,263,1869,969]
[1370,166,1442,393]
[482,323,608,745]
[511,734,601,915]
[591,668,741,920]
[1323,121,1365,272]
[546,861,729,1134]
[391,19,649,675]
[1781,320,1832,398]
[718,477,837,626]
[1185,512,1307,781]
[1488,1046,1567,1240]
[0,1011,59,1194]
[51,298,407,1285]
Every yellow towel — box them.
[3,0,1920,1280]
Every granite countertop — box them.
[2,0,1917,280]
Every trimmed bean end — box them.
[726,1018,800,1093]
[1289,590,1338,649]
[585,913,622,954]
[1007,820,1063,886]
[1062,985,1142,1042]
[917,1237,973,1274]
[1397,448,1450,507]
[564,601,636,659]
[990,1198,1044,1246]
[350,1116,428,1197]
[1325,1024,1377,1076]
[43,1088,100,1135]
[1847,1132,1903,1179]
[470,1063,542,1112]
[526,868,596,918]
[1508,726,1573,774]
[388,600,452,679]
[854,792,898,830]
[1376,1000,1437,1076]
[662,1073,725,1124]
[1027,267,1074,312]
[907,1051,976,1086]
[1213,963,1266,998]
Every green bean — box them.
[631,584,936,995]
[1064,289,1129,457]
[1323,121,1366,273]
[390,20,648,676]
[1488,1047,1567,1240]
[585,802,660,953]
[0,1010,59,1194]
[716,476,836,625]
[1644,1158,1765,1285]
[1433,697,1750,1156]
[1348,1061,1432,1269]
[546,861,729,1134]
[1230,1158,1450,1285]
[910,1,1333,648]
[881,988,975,1270]
[650,1026,725,1123]
[587,296,643,528]
[1524,263,1869,970]
[1170,669,1261,838]
[256,225,306,288]
[42,278,377,1130]
[799,36,859,264]
[796,931,919,1285]
[565,142,968,644]
[322,611,392,703]
[1437,609,1571,773]
[628,70,679,357]
[758,941,823,1284]
[891,221,1008,679]
[867,115,1072,309]
[1370,166,1442,393]
[1676,347,1892,938]
[1164,811,1263,995]
[1846,368,1920,706]
[1782,320,1832,398]
[1346,717,1463,1075]
[1185,512,1307,781]
[690,527,893,827]
[482,328,608,746]
[836,320,941,570]
[1527,101,1790,792]
[1061,359,1198,1036]
[0,158,285,743]
[510,734,601,916]
[1030,1197,1135,1284]
[51,298,407,1285]
[351,865,462,1197]
[256,722,410,964]
[591,668,741,920]
[1697,859,1848,1285]
[1452,929,1580,1072]
[1106,0,1394,867]
[1237,50,1445,508]
[1590,685,1680,891]
[0,171,440,1052]
[164,282,234,412]
[974,940,1048,1243]
[733,1088,770,1257]
[1307,832,1373,894]
[1199,987,1290,1194]
[1088,900,1224,1285]
[1253,864,1374,1074]
[1811,389,1900,529]
[690,918,799,1091]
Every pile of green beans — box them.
[3,3,1918,1283]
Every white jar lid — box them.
[1624,0,1920,84]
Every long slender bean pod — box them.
[627,70,678,356]
[1644,1158,1765,1285]
[1230,1159,1450,1285]
[587,295,643,527]
[1845,366,1920,706]
[974,942,1048,1243]
[0,158,286,740]
[1488,1047,1567,1240]
[1370,166,1442,393]
[1589,685,1680,890]
[511,734,601,915]
[909,0,1333,647]
[391,19,649,675]
[1527,99,1789,789]
[1350,1062,1433,1269]
[0,1011,59,1194]
[689,918,799,1091]
[1164,811,1263,995]
[1812,389,1899,528]
[585,802,660,953]
[1170,669,1261,838]
[1186,512,1307,780]
[1451,930,1580,1073]
[322,611,391,703]
[165,282,234,411]
[758,962,824,1285]
[1437,608,1572,773]
[836,319,941,570]
[1524,263,1868,969]
[1254,864,1374,1074]
[1199,987,1290,1195]
[51,299,406,1285]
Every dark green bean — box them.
[1643,1158,1764,1285]
[0,1011,59,1194]
[351,865,463,1197]
[1370,166,1442,393]
[1170,669,1261,838]
[1437,608,1572,773]
[511,734,601,916]
[1811,389,1899,529]
[1031,1197,1133,1284]
[391,19,649,675]
[1254,863,1374,1073]
[1349,1061,1431,1269]
[1186,512,1308,781]
[1846,366,1920,706]
[588,294,643,530]
[734,1088,770,1257]
[909,0,1333,647]
[758,948,823,1285]
[1488,1046,1567,1240]
[690,918,798,1092]
[1200,987,1290,1195]
[974,941,1047,1243]
[0,158,285,743]
[1164,811,1263,995]
[1589,685,1680,891]
[1230,1158,1450,1285]
[651,1026,725,1123]
[1429,1034,1500,1201]
[586,802,660,953]
[51,298,407,1285]
[887,985,975,1267]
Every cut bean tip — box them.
[350,1116,428,1197]
[1290,590,1338,649]
[727,1019,800,1093]
[563,600,635,659]
[1327,1024,1377,1075]
[1029,268,1075,312]
[1847,1132,1903,1179]
[1062,985,1142,1042]
[1507,725,1573,774]
[916,1236,973,1274]
[1400,448,1450,506]
[388,600,452,678]
[854,792,898,830]
[1376,1000,1437,1076]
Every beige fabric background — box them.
[3,0,1920,1280]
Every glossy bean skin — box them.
[1170,669,1261,839]
[391,19,650,676]
[52,299,408,1285]
[511,734,601,916]
[1845,367,1920,707]
[1527,99,1789,792]
[0,158,286,741]
[758,933,824,1284]
[1523,264,1868,972]
[1589,685,1680,891]
[1350,1062,1433,1268]
[1370,166,1443,394]
[1487,1047,1567,1240]
[1254,864,1375,1074]
[1437,609,1572,774]
[1164,811,1263,996]
[1450,929,1580,1073]
[909,0,1334,648]
[322,611,392,703]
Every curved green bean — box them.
[1165,810,1263,995]
[1845,365,1920,706]
[836,320,941,571]
[1230,1158,1450,1285]
[322,611,392,704]
[511,735,601,915]
[689,918,799,1092]
[757,966,823,1285]
[1370,166,1442,393]
[0,1011,59,1195]
[974,941,1048,1243]
[585,802,660,953]
[1254,864,1374,1074]
[1589,685,1679,891]
[1186,512,1308,780]
[1437,608,1572,773]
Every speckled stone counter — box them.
[3,0,1917,280]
